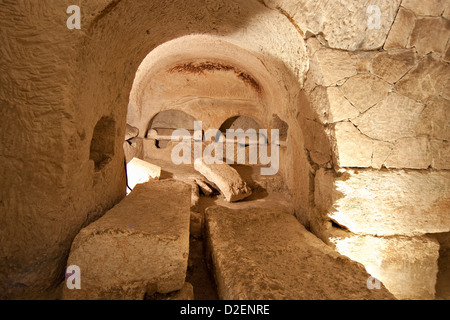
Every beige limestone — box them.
[194,159,252,202]
[314,168,334,214]
[263,0,401,51]
[205,206,395,300]
[329,169,450,236]
[384,137,431,169]
[123,137,144,164]
[356,51,378,73]
[402,0,448,16]
[384,7,416,50]
[445,43,450,63]
[431,140,450,170]
[443,78,450,100]
[409,17,450,56]
[166,282,194,300]
[327,87,360,123]
[396,54,450,102]
[62,180,191,300]
[416,97,450,141]
[1,0,315,298]
[126,158,161,190]
[311,48,358,87]
[331,234,440,300]
[196,179,214,196]
[303,119,332,165]
[333,122,392,169]
[334,122,374,168]
[371,49,418,84]
[352,93,425,142]
[148,282,195,300]
[125,124,139,141]
[188,180,200,211]
[371,140,395,169]
[340,74,391,112]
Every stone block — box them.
[333,122,392,169]
[331,234,440,300]
[371,49,418,83]
[409,17,450,56]
[125,124,139,141]
[384,7,416,50]
[264,0,400,51]
[384,137,432,169]
[431,140,450,170]
[326,87,360,123]
[196,179,214,196]
[416,96,450,141]
[396,54,450,102]
[402,0,448,16]
[123,137,144,164]
[194,159,251,202]
[205,206,395,300]
[352,93,424,142]
[62,180,191,300]
[340,74,391,113]
[329,169,450,236]
[312,48,358,86]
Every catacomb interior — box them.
[1,0,449,300]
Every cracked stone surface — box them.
[62,180,191,300]
[409,17,450,56]
[396,54,450,102]
[194,159,252,202]
[384,7,416,50]
[352,93,424,142]
[340,74,391,113]
[331,234,440,300]
[328,169,450,236]
[206,206,395,300]
[371,49,418,83]
[262,0,401,51]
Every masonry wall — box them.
[0,0,448,299]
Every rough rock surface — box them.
[409,17,450,56]
[371,49,418,83]
[396,54,450,102]
[329,170,450,236]
[263,0,401,51]
[147,282,194,300]
[402,0,448,16]
[123,138,144,164]
[333,121,392,169]
[340,74,391,113]
[205,206,395,300]
[310,48,358,86]
[196,179,214,196]
[326,87,360,123]
[194,159,252,202]
[331,234,440,300]
[384,7,416,50]
[352,93,424,142]
[125,124,139,141]
[62,180,191,300]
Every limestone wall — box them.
[299,1,449,299]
